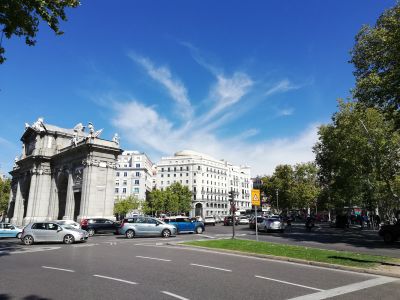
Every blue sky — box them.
[0,0,396,176]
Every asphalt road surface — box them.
[0,227,399,300]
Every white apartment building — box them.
[115,151,155,204]
[155,150,252,218]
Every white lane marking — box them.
[288,277,399,300]
[136,255,171,262]
[255,275,324,291]
[73,243,98,248]
[42,266,75,273]
[201,235,216,239]
[161,291,190,300]
[0,246,60,255]
[190,263,232,272]
[93,274,137,285]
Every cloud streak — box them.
[265,79,301,97]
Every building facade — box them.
[115,151,155,204]
[155,150,252,218]
[7,118,122,225]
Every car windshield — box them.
[61,225,76,230]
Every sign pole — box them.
[255,205,258,241]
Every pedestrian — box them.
[364,214,370,229]
[375,214,381,228]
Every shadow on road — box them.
[0,295,51,300]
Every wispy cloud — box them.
[265,79,301,97]
[129,54,193,120]
[108,51,316,176]
[277,107,294,116]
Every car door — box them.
[31,223,47,241]
[104,220,116,233]
[46,223,63,242]
[0,223,4,237]
[94,219,106,233]
[134,217,148,236]
[3,224,18,237]
[146,218,160,236]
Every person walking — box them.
[375,214,381,228]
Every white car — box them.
[260,217,285,232]
[54,220,81,230]
[204,216,216,226]
[238,216,249,225]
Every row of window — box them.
[116,179,140,186]
[116,171,141,177]
[117,163,141,168]
[115,187,139,194]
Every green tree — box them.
[350,2,400,128]
[292,162,321,211]
[114,195,140,220]
[0,178,11,221]
[166,182,192,214]
[0,0,80,63]
[314,100,400,218]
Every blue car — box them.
[0,223,23,239]
[164,216,205,234]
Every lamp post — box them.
[276,189,279,212]
[230,177,238,239]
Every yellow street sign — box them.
[251,189,260,206]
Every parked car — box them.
[260,217,285,233]
[119,216,177,238]
[238,216,249,225]
[80,218,119,236]
[249,216,265,229]
[54,220,81,230]
[0,223,23,239]
[164,216,205,234]
[21,222,89,245]
[379,221,400,243]
[214,215,222,223]
[223,216,239,226]
[204,216,216,226]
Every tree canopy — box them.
[0,178,11,220]
[0,0,80,63]
[114,195,141,219]
[143,183,192,216]
[350,2,400,128]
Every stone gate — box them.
[7,118,122,225]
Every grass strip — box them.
[184,239,398,268]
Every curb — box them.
[169,242,400,279]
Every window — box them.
[124,172,127,177]
[161,174,164,178]
[186,166,189,171]
[123,180,127,186]
[194,173,196,176]
[32,223,46,230]
[198,166,201,170]
[136,172,140,177]
[47,223,59,231]
[161,181,164,185]
[115,181,119,186]
[134,180,139,185]
[186,173,189,176]
[174,174,176,177]
[186,180,189,184]
[167,174,170,177]
[180,166,183,171]
[136,163,140,168]
[122,188,126,194]
[134,188,139,193]
[161,167,164,172]
[116,172,120,177]
[115,188,119,193]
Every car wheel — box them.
[16,232,22,239]
[162,229,171,238]
[196,226,203,234]
[126,229,135,239]
[87,229,95,237]
[63,234,75,244]
[23,235,34,246]
[383,232,394,243]
[213,223,215,226]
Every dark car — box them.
[164,216,205,234]
[80,218,119,236]
[223,216,239,226]
[379,221,400,243]
[249,216,265,229]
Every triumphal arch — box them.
[7,118,122,225]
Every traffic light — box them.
[229,190,235,202]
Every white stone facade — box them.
[115,151,155,203]
[155,150,252,218]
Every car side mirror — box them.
[57,228,62,232]
[156,223,160,226]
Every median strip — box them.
[183,239,400,269]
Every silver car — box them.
[119,216,177,238]
[54,219,81,230]
[21,222,89,245]
[260,217,285,233]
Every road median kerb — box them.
[169,241,400,279]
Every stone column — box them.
[23,165,52,225]
[64,171,75,220]
[47,173,58,220]
[11,180,23,226]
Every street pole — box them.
[276,189,279,212]
[255,205,258,241]
[231,188,235,239]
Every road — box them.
[0,225,399,299]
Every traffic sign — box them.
[251,189,260,206]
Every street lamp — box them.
[276,189,279,212]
